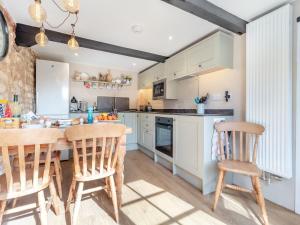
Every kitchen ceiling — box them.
[32,41,155,72]
[2,0,219,72]
[207,0,291,21]
[2,0,291,72]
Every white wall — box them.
[69,63,138,109]
[295,1,300,215]
[138,34,246,120]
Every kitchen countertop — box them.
[70,109,234,117]
[120,109,234,117]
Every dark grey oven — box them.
[155,116,173,157]
[153,79,166,100]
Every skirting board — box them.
[126,143,139,151]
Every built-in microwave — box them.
[153,79,166,100]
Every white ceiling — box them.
[32,41,155,72]
[207,0,291,21]
[2,0,292,72]
[2,0,220,72]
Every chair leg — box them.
[106,177,112,198]
[49,178,60,215]
[56,152,63,182]
[66,179,76,212]
[251,176,259,203]
[54,159,63,198]
[72,182,84,225]
[38,190,48,225]
[212,170,225,211]
[254,176,269,225]
[0,201,7,225]
[11,198,17,208]
[109,176,119,224]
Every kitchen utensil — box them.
[70,96,78,111]
[79,101,88,112]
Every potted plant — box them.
[194,94,208,114]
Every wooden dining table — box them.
[6,126,132,209]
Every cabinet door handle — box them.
[174,73,176,76]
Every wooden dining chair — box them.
[13,150,63,198]
[0,128,61,225]
[65,123,126,225]
[212,121,268,225]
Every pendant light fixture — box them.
[28,0,47,23]
[35,25,48,47]
[68,24,79,50]
[62,0,80,13]
[28,0,80,49]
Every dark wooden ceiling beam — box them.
[161,0,247,34]
[15,23,168,63]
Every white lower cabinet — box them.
[137,113,155,151]
[142,129,154,150]
[135,113,231,195]
[174,116,204,177]
[119,113,137,145]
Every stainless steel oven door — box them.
[153,79,166,100]
[155,117,173,157]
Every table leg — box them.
[115,134,126,208]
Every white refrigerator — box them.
[36,59,70,160]
[36,59,69,118]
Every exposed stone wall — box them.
[0,4,36,113]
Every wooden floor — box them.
[3,150,300,225]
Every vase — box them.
[197,103,205,114]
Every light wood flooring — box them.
[3,150,300,225]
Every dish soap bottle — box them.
[87,106,94,124]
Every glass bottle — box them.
[87,106,94,124]
[11,95,21,118]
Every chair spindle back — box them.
[0,128,61,198]
[215,122,265,163]
[65,124,126,178]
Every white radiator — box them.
[246,4,293,178]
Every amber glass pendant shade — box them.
[62,0,80,13]
[35,27,48,47]
[68,35,79,50]
[28,0,47,23]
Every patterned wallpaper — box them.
[0,5,36,113]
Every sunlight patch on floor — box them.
[122,185,143,204]
[121,200,170,225]
[126,180,164,197]
[222,192,260,223]
[178,210,227,225]
[148,192,194,217]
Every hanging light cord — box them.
[50,0,68,13]
[44,0,78,29]
[70,12,79,34]
[45,13,71,29]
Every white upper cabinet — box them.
[185,31,233,77]
[138,69,153,89]
[138,63,164,90]
[151,63,166,81]
[165,52,187,80]
[138,31,233,87]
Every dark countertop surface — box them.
[70,109,234,117]
[120,109,234,117]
